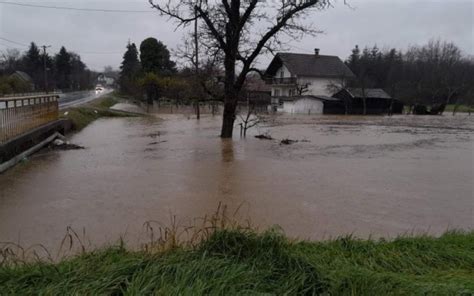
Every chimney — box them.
[314,48,320,56]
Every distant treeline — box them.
[0,42,97,94]
[345,40,474,108]
[118,37,222,107]
[122,38,474,111]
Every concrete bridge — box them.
[0,93,71,173]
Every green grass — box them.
[444,104,474,113]
[1,229,473,295]
[60,94,139,131]
[91,95,120,109]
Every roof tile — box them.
[270,53,355,78]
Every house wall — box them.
[270,68,343,97]
[272,86,293,97]
[282,98,324,114]
[269,65,344,114]
[297,76,341,96]
[273,65,292,78]
[271,65,294,97]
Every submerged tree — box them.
[149,0,334,138]
[175,33,225,119]
[139,72,161,105]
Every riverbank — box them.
[60,93,141,131]
[0,229,473,295]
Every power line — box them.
[80,52,123,55]
[49,46,123,55]
[0,36,123,55]
[0,37,28,47]
[0,42,21,49]
[0,1,154,13]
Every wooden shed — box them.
[332,88,404,115]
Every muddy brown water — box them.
[0,108,473,251]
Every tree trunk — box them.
[452,103,459,116]
[389,99,394,116]
[221,37,238,138]
[211,103,216,116]
[221,100,237,138]
[195,100,200,120]
[147,89,153,105]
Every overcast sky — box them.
[1,0,472,71]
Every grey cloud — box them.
[1,0,472,71]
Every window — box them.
[274,89,280,97]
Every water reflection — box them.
[221,139,235,163]
[218,139,235,198]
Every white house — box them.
[97,74,115,87]
[264,49,355,114]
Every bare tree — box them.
[451,58,474,115]
[0,49,21,75]
[149,0,333,138]
[238,104,259,138]
[175,33,225,118]
[295,82,311,96]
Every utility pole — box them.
[41,45,51,93]
[194,6,200,120]
[194,8,199,75]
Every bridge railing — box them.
[0,91,63,98]
[0,94,59,144]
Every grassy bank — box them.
[444,104,474,113]
[1,229,473,295]
[61,94,139,131]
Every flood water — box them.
[0,108,473,250]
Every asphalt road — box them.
[58,89,113,110]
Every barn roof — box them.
[346,88,392,99]
[282,95,342,102]
[265,53,355,78]
[312,95,341,102]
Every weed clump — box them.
[199,228,328,294]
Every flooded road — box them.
[0,111,472,250]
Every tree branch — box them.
[248,68,265,79]
[236,0,328,89]
[194,5,228,54]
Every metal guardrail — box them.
[0,94,59,144]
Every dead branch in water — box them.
[255,133,273,140]
[280,138,298,145]
[238,105,260,138]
